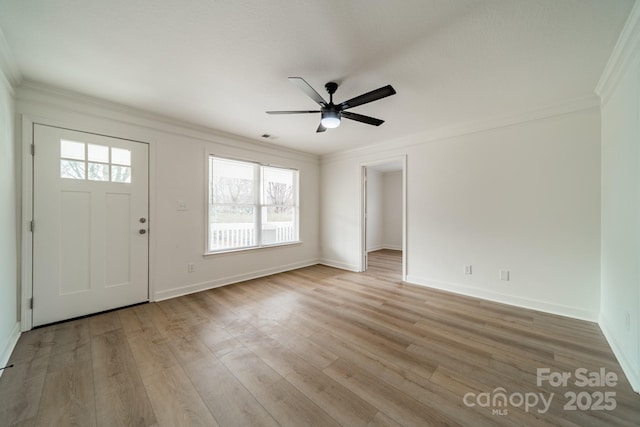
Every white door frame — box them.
[20,114,154,331]
[359,155,407,280]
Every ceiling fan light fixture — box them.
[321,110,341,128]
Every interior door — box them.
[32,124,149,326]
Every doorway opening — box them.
[361,156,406,281]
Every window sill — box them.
[204,240,303,257]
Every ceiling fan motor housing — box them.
[325,82,338,96]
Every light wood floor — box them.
[1,249,639,426]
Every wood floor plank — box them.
[91,329,157,427]
[324,357,460,427]
[35,360,96,427]
[0,355,48,425]
[220,346,340,427]
[47,320,92,373]
[143,364,219,427]
[366,411,404,427]
[183,354,280,427]
[89,310,122,337]
[6,328,55,365]
[127,331,179,380]
[239,330,378,426]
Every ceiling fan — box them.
[266,77,396,133]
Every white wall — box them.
[366,168,383,251]
[596,2,640,392]
[382,171,402,250]
[321,107,602,320]
[0,65,19,373]
[16,83,320,316]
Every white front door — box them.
[32,124,149,326]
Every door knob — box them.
[139,218,147,223]
[139,229,147,235]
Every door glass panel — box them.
[88,162,109,181]
[112,148,131,166]
[111,165,131,183]
[61,159,86,179]
[88,144,109,163]
[60,140,85,160]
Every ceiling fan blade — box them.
[289,77,328,107]
[316,123,327,133]
[341,111,385,126]
[339,85,396,110]
[266,110,321,114]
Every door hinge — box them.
[31,144,35,156]
[29,298,33,309]
[30,220,34,232]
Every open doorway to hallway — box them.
[361,157,406,281]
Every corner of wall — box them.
[596,0,640,395]
[0,30,20,371]
[600,313,640,393]
[595,0,640,105]
[0,26,22,91]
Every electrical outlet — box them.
[499,270,510,281]
[464,265,472,275]
[188,263,195,273]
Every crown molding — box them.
[16,81,319,165]
[0,26,22,92]
[595,0,640,106]
[322,93,600,164]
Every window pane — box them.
[111,147,131,166]
[209,205,256,250]
[88,162,109,181]
[111,165,131,183]
[262,206,296,245]
[88,144,109,163]
[210,158,254,204]
[263,167,293,206]
[60,140,85,160]
[60,159,86,179]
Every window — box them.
[60,139,132,183]
[208,156,299,252]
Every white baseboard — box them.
[405,275,599,322]
[0,322,20,379]
[599,313,640,394]
[153,258,320,301]
[367,245,402,252]
[318,258,361,272]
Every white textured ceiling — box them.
[0,0,634,155]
